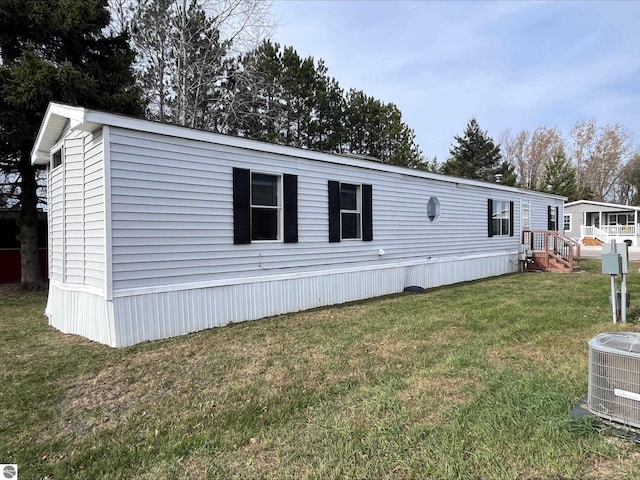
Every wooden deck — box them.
[522,230,581,272]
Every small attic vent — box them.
[588,332,640,428]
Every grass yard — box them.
[2,260,640,479]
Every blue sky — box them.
[270,0,640,162]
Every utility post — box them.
[601,241,630,324]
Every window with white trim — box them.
[233,168,298,245]
[488,199,513,237]
[328,181,372,242]
[521,200,530,231]
[427,197,440,222]
[340,183,361,239]
[548,206,559,230]
[251,172,281,241]
[51,148,63,169]
[607,213,634,225]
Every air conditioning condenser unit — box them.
[588,332,640,428]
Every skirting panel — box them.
[46,282,115,346]
[111,253,517,347]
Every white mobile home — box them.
[32,103,565,347]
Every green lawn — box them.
[2,260,640,479]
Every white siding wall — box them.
[83,131,105,288]
[54,130,106,289]
[45,130,109,344]
[45,122,564,347]
[63,136,85,284]
[109,128,553,294]
[48,161,64,281]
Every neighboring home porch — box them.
[563,200,640,247]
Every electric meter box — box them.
[602,242,629,273]
[602,253,622,275]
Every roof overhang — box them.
[564,200,640,212]
[31,103,106,165]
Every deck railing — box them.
[582,224,638,243]
[522,230,581,271]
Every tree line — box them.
[438,118,640,204]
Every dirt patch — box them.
[581,436,640,479]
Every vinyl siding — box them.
[63,136,85,284]
[83,131,105,288]
[48,162,64,281]
[48,130,105,290]
[108,127,563,292]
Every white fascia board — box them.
[31,103,87,165]
[515,188,566,202]
[565,199,640,211]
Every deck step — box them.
[583,237,603,246]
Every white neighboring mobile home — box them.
[564,200,640,246]
[31,103,565,347]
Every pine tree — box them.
[0,0,142,288]
[311,62,345,153]
[541,148,578,201]
[229,41,424,167]
[229,40,286,143]
[441,118,503,182]
[498,161,518,186]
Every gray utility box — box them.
[602,252,622,275]
[602,242,630,273]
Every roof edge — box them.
[565,200,640,211]
[31,103,88,165]
[29,102,566,201]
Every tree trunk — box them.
[17,145,42,290]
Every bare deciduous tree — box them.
[501,127,563,190]
[618,150,640,205]
[569,119,632,202]
[111,0,275,130]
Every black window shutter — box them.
[487,199,494,237]
[328,180,340,242]
[362,184,373,241]
[509,201,514,236]
[233,168,251,244]
[283,174,298,243]
[547,206,552,230]
[555,207,559,231]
